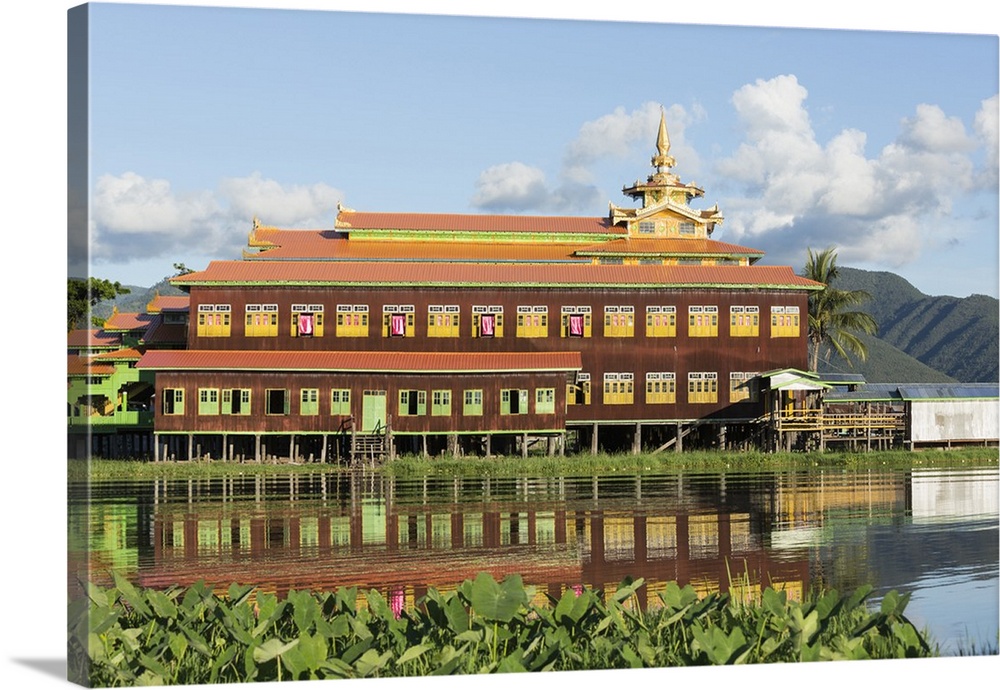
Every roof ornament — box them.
[651,107,676,174]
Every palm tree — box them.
[803,247,878,372]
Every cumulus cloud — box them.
[471,101,703,213]
[716,74,996,270]
[973,94,999,187]
[90,172,343,264]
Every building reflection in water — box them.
[68,470,919,613]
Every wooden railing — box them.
[776,410,904,433]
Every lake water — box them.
[68,466,999,655]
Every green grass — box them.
[73,446,998,482]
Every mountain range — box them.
[90,267,998,384]
[822,267,998,383]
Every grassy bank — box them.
[73,572,937,685]
[74,446,998,482]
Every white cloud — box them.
[471,101,701,213]
[974,94,999,187]
[471,162,550,211]
[93,171,219,234]
[218,172,342,228]
[716,75,996,271]
[90,172,344,265]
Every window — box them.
[771,306,801,337]
[463,389,483,416]
[535,388,555,415]
[729,372,758,403]
[222,388,251,415]
[516,306,548,338]
[300,388,319,415]
[501,388,529,415]
[398,389,426,416]
[561,306,592,338]
[646,306,677,337]
[291,304,324,337]
[198,388,220,415]
[688,306,719,337]
[638,220,656,235]
[265,389,290,415]
[604,306,635,337]
[730,306,760,337]
[245,304,278,337]
[162,388,184,415]
[678,221,696,236]
[330,389,351,416]
[645,372,676,404]
[383,305,415,337]
[688,372,719,404]
[427,305,460,338]
[336,305,369,337]
[567,373,591,406]
[432,389,452,416]
[472,306,504,338]
[196,304,231,337]
[603,373,634,405]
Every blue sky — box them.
[72,2,999,299]
[1,4,997,690]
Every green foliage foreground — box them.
[72,572,935,686]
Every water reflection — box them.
[69,467,998,654]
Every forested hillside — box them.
[823,267,998,383]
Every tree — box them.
[67,277,131,331]
[803,247,878,372]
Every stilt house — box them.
[137,113,824,462]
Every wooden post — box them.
[521,432,528,459]
[422,434,428,459]
[153,435,160,462]
[320,433,328,464]
[591,423,599,455]
[632,423,642,455]
[676,423,683,453]
[485,434,491,458]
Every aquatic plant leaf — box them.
[253,637,299,664]
[354,649,392,677]
[497,650,528,673]
[112,571,153,618]
[397,643,432,665]
[146,589,178,620]
[612,577,645,604]
[761,587,787,618]
[469,572,528,622]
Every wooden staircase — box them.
[350,433,388,466]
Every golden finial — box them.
[651,107,676,173]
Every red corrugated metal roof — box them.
[173,260,823,289]
[336,211,619,235]
[574,237,765,256]
[250,238,588,261]
[92,347,144,361]
[103,312,157,331]
[137,350,582,373]
[67,356,116,376]
[146,294,190,312]
[67,329,121,348]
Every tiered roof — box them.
[173,260,823,290]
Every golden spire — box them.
[651,107,676,173]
